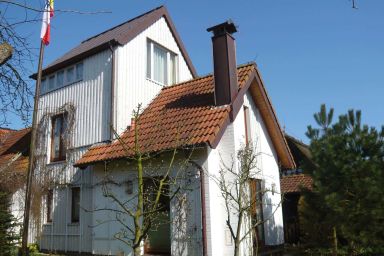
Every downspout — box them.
[109,42,116,140]
[189,160,208,256]
[65,187,68,252]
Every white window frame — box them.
[146,39,178,85]
[41,62,84,94]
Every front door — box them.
[144,179,171,255]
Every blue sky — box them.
[6,0,384,142]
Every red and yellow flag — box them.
[40,0,54,45]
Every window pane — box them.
[41,78,46,94]
[76,63,83,81]
[47,189,53,222]
[153,45,167,84]
[169,53,177,85]
[61,114,67,157]
[51,113,66,161]
[66,67,74,84]
[48,75,55,90]
[52,116,62,160]
[57,70,64,87]
[71,187,80,223]
[147,41,151,79]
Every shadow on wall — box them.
[263,196,284,246]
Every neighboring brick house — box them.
[30,6,295,255]
[281,134,312,244]
[0,128,34,242]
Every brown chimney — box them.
[207,20,238,106]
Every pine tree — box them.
[301,105,384,254]
[0,191,20,255]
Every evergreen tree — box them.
[302,105,384,254]
[0,192,20,255]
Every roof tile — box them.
[281,174,312,193]
[76,64,255,166]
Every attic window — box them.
[147,40,178,85]
[40,62,84,94]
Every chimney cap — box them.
[207,20,237,36]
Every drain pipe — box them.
[189,160,208,256]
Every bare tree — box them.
[211,144,282,256]
[0,1,110,127]
[90,105,196,256]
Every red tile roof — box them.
[76,64,255,166]
[0,128,30,155]
[0,153,28,174]
[281,174,312,193]
[0,128,30,192]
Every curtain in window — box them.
[53,117,62,159]
[169,53,177,85]
[153,45,167,84]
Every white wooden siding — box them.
[39,147,93,253]
[38,50,112,149]
[113,17,193,135]
[204,91,285,256]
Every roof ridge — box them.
[161,61,256,91]
[81,5,164,44]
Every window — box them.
[56,70,64,87]
[66,67,74,84]
[51,113,67,162]
[71,187,80,223]
[48,75,55,90]
[41,62,84,94]
[147,40,178,85]
[250,179,265,245]
[144,178,170,213]
[76,63,83,81]
[244,106,252,145]
[41,78,47,94]
[46,189,53,223]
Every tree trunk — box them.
[234,241,240,256]
[332,226,338,256]
[134,245,141,256]
[0,42,13,66]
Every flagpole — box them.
[20,40,45,256]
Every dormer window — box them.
[40,62,84,94]
[147,40,178,85]
[56,70,64,87]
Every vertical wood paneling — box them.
[114,17,194,135]
[37,50,112,148]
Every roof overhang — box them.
[31,6,197,79]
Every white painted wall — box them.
[90,150,205,256]
[35,14,195,254]
[113,17,194,135]
[244,91,284,246]
[39,147,93,253]
[38,49,112,148]
[204,90,285,256]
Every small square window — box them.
[56,70,64,87]
[76,63,83,81]
[66,67,74,84]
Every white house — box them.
[32,6,295,256]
